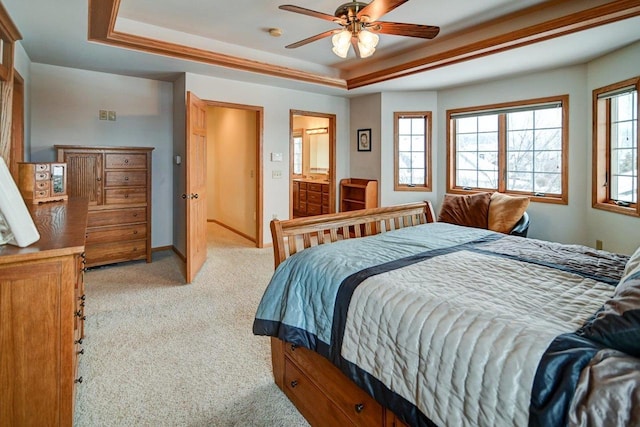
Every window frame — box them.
[592,77,640,217]
[446,95,569,204]
[292,128,303,178]
[393,111,432,192]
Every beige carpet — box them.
[74,223,309,427]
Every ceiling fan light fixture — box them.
[331,29,352,58]
[357,29,379,58]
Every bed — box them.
[253,201,640,426]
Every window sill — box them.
[395,185,432,192]
[593,202,639,217]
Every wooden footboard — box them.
[269,202,435,426]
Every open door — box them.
[185,92,208,283]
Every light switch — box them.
[272,170,282,179]
[271,152,283,162]
[99,110,108,120]
[108,111,117,121]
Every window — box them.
[394,112,432,191]
[593,77,639,216]
[292,130,302,176]
[447,96,568,203]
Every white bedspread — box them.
[342,249,613,426]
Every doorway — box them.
[289,110,336,219]
[205,100,263,247]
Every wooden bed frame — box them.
[268,202,436,427]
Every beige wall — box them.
[206,106,257,240]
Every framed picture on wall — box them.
[357,128,371,152]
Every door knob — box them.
[193,193,199,199]
[182,194,188,199]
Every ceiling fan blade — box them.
[369,21,440,39]
[279,5,346,24]
[357,0,409,23]
[285,29,339,49]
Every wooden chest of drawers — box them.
[0,199,88,427]
[56,145,153,268]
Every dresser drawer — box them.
[35,171,50,181]
[308,182,323,192]
[105,153,147,169]
[322,184,329,193]
[285,343,384,426]
[322,193,330,205]
[105,171,147,187]
[306,203,322,215]
[299,190,307,202]
[105,188,147,205]
[88,207,146,227]
[35,180,50,191]
[85,240,147,266]
[86,223,147,244]
[307,191,322,204]
[283,359,354,427]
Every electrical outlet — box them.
[99,110,108,120]
[108,111,117,121]
[596,240,603,250]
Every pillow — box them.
[622,246,640,280]
[437,192,491,229]
[580,278,640,358]
[487,192,530,234]
[579,249,640,357]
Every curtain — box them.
[0,80,13,164]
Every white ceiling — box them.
[4,0,640,96]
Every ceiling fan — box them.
[279,0,440,59]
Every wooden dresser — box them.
[55,145,153,268]
[0,198,88,426]
[293,179,330,217]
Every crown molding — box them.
[87,0,640,90]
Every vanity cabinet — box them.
[0,198,87,427]
[293,180,330,217]
[56,145,153,267]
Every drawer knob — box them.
[124,194,129,198]
[78,348,84,355]
[75,377,83,384]
[290,380,298,388]
[124,159,129,164]
[75,338,83,345]
[133,213,138,217]
[355,403,364,413]
[96,177,101,181]
[124,176,129,181]
[133,230,138,235]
